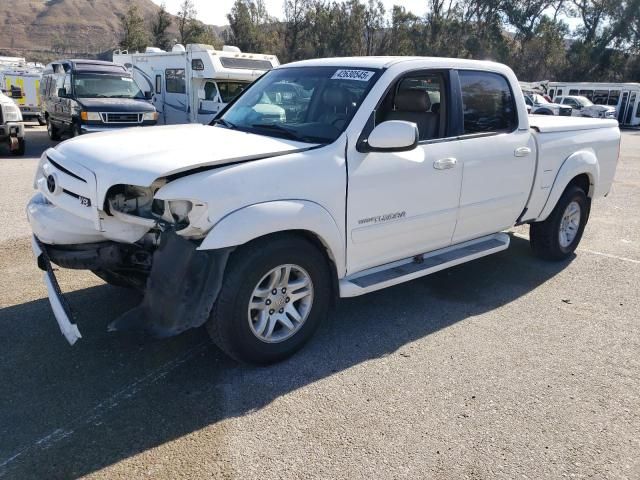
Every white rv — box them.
[113,44,279,125]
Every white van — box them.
[113,44,279,125]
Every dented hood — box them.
[50,124,313,204]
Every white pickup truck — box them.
[28,57,620,364]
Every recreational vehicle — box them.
[113,44,279,125]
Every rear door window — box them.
[459,71,517,134]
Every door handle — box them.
[514,147,531,157]
[433,157,457,170]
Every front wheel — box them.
[71,122,82,138]
[47,118,61,141]
[530,185,589,261]
[37,116,47,126]
[10,138,25,156]
[207,235,332,364]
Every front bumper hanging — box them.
[34,231,232,344]
[31,236,82,345]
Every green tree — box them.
[119,5,148,52]
[151,2,173,50]
[177,0,205,44]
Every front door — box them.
[624,92,637,125]
[346,70,463,274]
[197,80,223,124]
[618,91,630,124]
[451,70,536,244]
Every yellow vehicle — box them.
[0,66,45,124]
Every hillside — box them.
[0,0,223,62]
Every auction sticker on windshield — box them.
[331,70,375,81]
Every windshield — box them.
[219,66,381,144]
[574,96,594,107]
[73,73,144,99]
[217,81,250,103]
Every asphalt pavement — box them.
[0,126,638,479]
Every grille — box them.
[101,112,143,123]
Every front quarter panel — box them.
[154,138,348,274]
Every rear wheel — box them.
[207,235,332,364]
[47,118,61,140]
[530,185,589,261]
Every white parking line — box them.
[511,232,640,265]
[0,341,209,476]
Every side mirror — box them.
[361,120,418,153]
[57,88,67,98]
[144,91,153,100]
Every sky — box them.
[151,0,430,26]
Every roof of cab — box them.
[281,56,512,73]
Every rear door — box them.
[450,70,536,244]
[164,68,189,124]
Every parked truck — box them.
[0,66,45,124]
[0,89,25,155]
[28,57,620,364]
[113,44,279,125]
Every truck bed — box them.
[524,115,620,222]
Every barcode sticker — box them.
[331,70,375,82]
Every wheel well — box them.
[567,173,592,198]
[236,230,340,298]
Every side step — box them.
[339,233,510,297]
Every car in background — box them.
[41,59,158,140]
[524,93,573,116]
[0,89,25,155]
[555,95,617,119]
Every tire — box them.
[530,185,590,261]
[47,118,61,140]
[37,116,46,126]
[71,122,82,138]
[10,138,25,156]
[207,235,332,365]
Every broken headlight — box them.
[152,199,193,225]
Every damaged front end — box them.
[31,165,229,344]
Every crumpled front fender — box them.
[109,231,232,337]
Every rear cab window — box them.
[458,70,517,135]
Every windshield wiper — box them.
[108,95,135,98]
[251,123,300,140]
[212,118,238,129]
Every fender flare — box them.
[536,150,599,221]
[198,200,346,276]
